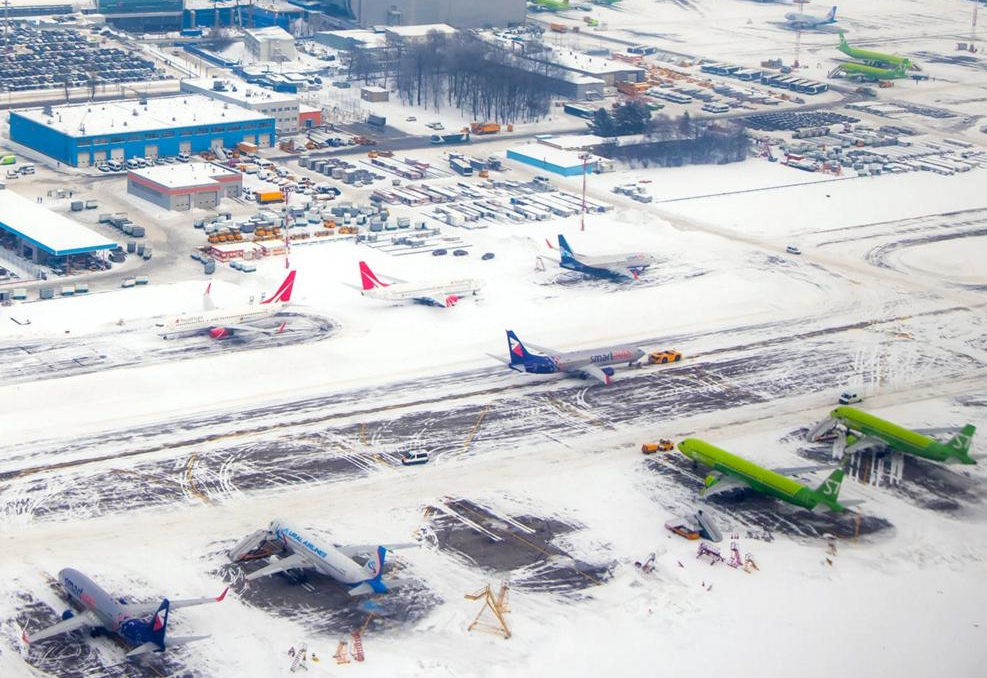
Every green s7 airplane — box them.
[818,406,977,465]
[839,61,908,80]
[677,438,856,513]
[837,33,913,69]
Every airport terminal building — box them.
[9,96,276,167]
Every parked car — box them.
[401,450,430,466]
[481,252,495,261]
[786,244,802,255]
[453,249,468,256]
[432,248,448,256]
[838,391,862,405]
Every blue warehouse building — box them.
[9,95,276,168]
[507,144,598,177]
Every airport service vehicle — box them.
[811,407,977,465]
[648,349,682,364]
[358,261,482,308]
[401,450,430,466]
[501,330,646,385]
[677,438,857,512]
[642,439,674,454]
[22,568,226,657]
[838,391,862,405]
[0,154,15,165]
[786,5,837,29]
[552,235,655,280]
[232,519,417,596]
[156,270,295,339]
[786,245,802,255]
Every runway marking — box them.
[184,453,214,506]
[460,405,490,456]
[5,304,980,483]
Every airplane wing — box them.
[347,576,413,597]
[846,435,886,455]
[699,474,748,498]
[219,322,288,336]
[336,543,418,559]
[125,634,210,657]
[600,264,641,279]
[244,553,310,581]
[124,588,228,615]
[524,341,559,355]
[772,464,838,476]
[23,610,101,644]
[413,295,457,308]
[576,364,612,385]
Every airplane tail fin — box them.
[260,270,296,305]
[506,330,531,366]
[827,6,837,21]
[359,261,388,291]
[838,31,848,47]
[363,545,386,579]
[557,235,577,265]
[812,467,845,512]
[149,599,169,651]
[203,283,216,311]
[945,425,976,462]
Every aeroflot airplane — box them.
[358,261,482,308]
[156,270,296,339]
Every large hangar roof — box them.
[0,190,117,256]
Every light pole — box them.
[579,152,591,232]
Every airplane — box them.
[358,261,482,308]
[499,329,645,385]
[22,568,227,658]
[677,438,857,513]
[838,61,909,80]
[785,5,837,29]
[837,33,914,69]
[234,519,417,596]
[529,0,569,12]
[156,270,296,339]
[810,406,977,465]
[550,234,656,280]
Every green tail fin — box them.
[945,425,976,460]
[814,468,845,510]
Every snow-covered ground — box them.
[3,0,987,675]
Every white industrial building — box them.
[127,162,243,211]
[181,78,301,133]
[244,26,297,62]
[324,0,524,28]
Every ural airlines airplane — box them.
[358,261,482,307]
[22,568,227,657]
[550,235,655,280]
[238,519,417,596]
[501,330,645,385]
[157,270,296,339]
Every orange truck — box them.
[549,23,566,33]
[257,191,284,204]
[616,81,650,96]
[470,122,501,134]
[237,141,258,154]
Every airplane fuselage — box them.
[561,253,655,279]
[364,278,482,305]
[831,407,972,464]
[678,439,825,510]
[157,304,285,335]
[59,568,130,634]
[271,521,368,586]
[522,344,645,375]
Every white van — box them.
[838,391,862,405]
[19,164,35,175]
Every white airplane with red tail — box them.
[157,270,296,339]
[358,261,481,308]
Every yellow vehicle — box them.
[641,439,674,454]
[648,349,682,364]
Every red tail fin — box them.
[359,261,388,291]
[261,270,296,305]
